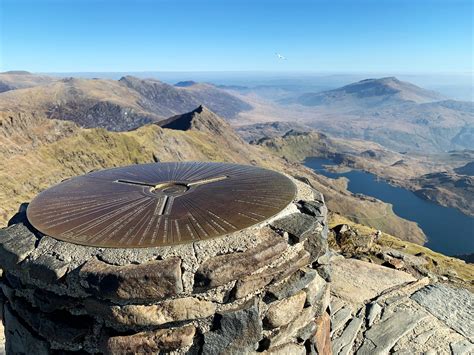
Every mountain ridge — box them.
[0,75,252,131]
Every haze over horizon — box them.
[1,0,472,74]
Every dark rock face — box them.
[78,258,183,302]
[274,205,329,263]
[297,200,328,220]
[48,99,155,131]
[202,301,262,354]
[4,304,50,355]
[9,297,91,350]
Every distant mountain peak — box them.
[157,105,226,133]
[379,76,399,82]
[119,75,165,85]
[359,76,399,83]
[294,76,445,108]
[1,70,32,75]
[174,80,197,87]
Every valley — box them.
[306,157,474,257]
[0,71,472,258]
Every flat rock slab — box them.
[331,258,416,305]
[332,316,363,355]
[450,339,474,354]
[331,306,352,336]
[357,310,427,354]
[411,284,474,342]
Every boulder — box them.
[267,305,317,348]
[297,200,328,219]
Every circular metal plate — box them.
[27,162,296,248]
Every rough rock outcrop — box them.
[329,256,474,354]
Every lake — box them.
[305,157,474,257]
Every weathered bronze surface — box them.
[27,162,296,248]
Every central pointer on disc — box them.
[27,162,297,248]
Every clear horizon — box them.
[1,0,472,73]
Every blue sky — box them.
[0,0,472,73]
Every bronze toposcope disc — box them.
[27,162,296,248]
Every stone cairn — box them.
[0,178,331,354]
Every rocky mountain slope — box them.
[119,76,251,119]
[0,105,428,248]
[0,74,251,131]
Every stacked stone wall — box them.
[0,178,331,354]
